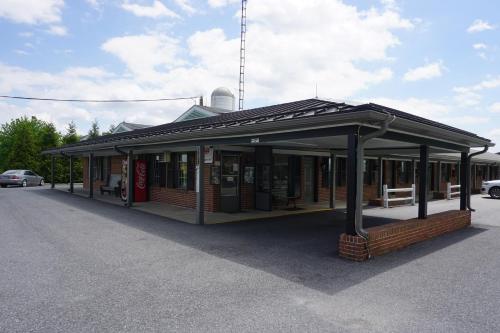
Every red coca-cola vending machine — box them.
[134,159,147,202]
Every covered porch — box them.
[45,99,493,260]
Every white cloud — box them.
[473,43,487,50]
[101,34,184,78]
[18,31,34,38]
[46,25,67,36]
[467,19,495,33]
[121,1,179,19]
[453,76,500,107]
[174,0,196,14]
[370,97,450,120]
[488,128,500,151]
[85,0,101,9]
[0,0,64,24]
[403,62,443,81]
[0,0,415,132]
[207,0,239,8]
[14,50,29,56]
[490,102,500,113]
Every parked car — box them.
[0,170,44,188]
[481,180,500,199]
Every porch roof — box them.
[43,98,493,155]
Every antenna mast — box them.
[238,0,247,111]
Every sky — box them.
[0,0,499,151]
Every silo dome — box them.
[211,87,235,111]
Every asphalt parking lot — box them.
[1,187,499,332]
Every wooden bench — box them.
[100,174,121,197]
[286,195,300,209]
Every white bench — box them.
[446,183,461,200]
[383,184,415,208]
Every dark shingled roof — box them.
[49,98,490,151]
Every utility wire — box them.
[0,95,200,103]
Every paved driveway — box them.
[1,187,499,332]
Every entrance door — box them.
[304,157,315,203]
[220,155,240,213]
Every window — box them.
[336,157,347,187]
[178,153,188,189]
[92,156,110,181]
[321,157,329,188]
[363,159,377,185]
[397,161,411,184]
[153,156,167,187]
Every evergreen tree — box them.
[61,121,83,183]
[88,119,100,139]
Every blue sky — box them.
[0,0,499,151]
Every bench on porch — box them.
[286,195,301,209]
[100,174,121,197]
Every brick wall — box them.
[339,210,471,261]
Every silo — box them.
[210,87,235,111]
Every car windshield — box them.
[2,170,22,175]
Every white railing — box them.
[383,184,415,208]
[446,182,461,200]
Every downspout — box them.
[355,114,396,239]
[467,145,488,211]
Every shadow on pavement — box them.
[32,188,487,296]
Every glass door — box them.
[220,155,240,213]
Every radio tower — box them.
[238,0,247,111]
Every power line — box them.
[0,95,200,103]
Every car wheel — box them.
[1,184,6,188]
[22,179,27,187]
[489,186,500,199]
[39,179,45,186]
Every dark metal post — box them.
[346,130,358,235]
[197,145,205,225]
[418,145,429,219]
[127,150,134,207]
[50,155,55,189]
[89,153,94,198]
[437,161,442,193]
[329,152,336,209]
[69,155,74,193]
[411,159,416,186]
[377,157,383,198]
[487,165,491,181]
[460,152,467,210]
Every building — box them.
[44,92,498,260]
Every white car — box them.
[481,180,500,199]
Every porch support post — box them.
[329,152,336,209]
[411,159,416,186]
[460,152,468,210]
[196,145,205,225]
[50,155,55,189]
[69,155,74,193]
[473,164,477,190]
[437,161,442,192]
[346,130,358,235]
[127,150,134,207]
[377,157,383,198]
[418,145,429,219]
[89,153,94,199]
[487,165,491,181]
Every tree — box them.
[0,116,62,181]
[88,119,100,139]
[63,121,79,145]
[104,123,116,135]
[61,121,83,183]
